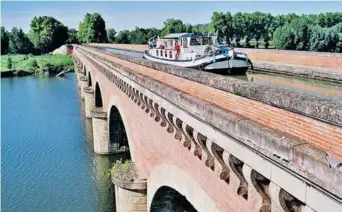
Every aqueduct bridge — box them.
[73,45,341,212]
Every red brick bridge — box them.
[72,45,341,212]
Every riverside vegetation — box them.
[109,159,136,182]
[1,54,73,77]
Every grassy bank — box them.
[1,54,74,76]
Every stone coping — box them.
[90,108,107,119]
[83,45,342,127]
[111,174,147,190]
[76,48,342,199]
[83,87,94,94]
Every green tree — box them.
[1,27,9,54]
[67,28,79,44]
[232,12,246,46]
[9,27,34,54]
[7,57,13,70]
[210,12,231,44]
[107,28,116,43]
[128,27,147,44]
[115,30,130,44]
[161,19,185,36]
[29,16,68,54]
[78,13,107,43]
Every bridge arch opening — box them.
[83,65,86,76]
[150,186,197,212]
[95,82,103,107]
[87,72,92,87]
[109,105,131,158]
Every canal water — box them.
[104,48,342,101]
[1,74,117,211]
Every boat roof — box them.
[162,33,216,39]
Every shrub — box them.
[109,159,136,182]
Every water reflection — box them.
[245,73,342,101]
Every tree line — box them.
[1,11,342,55]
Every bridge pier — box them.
[91,109,110,154]
[112,176,147,212]
[78,76,87,100]
[83,87,94,118]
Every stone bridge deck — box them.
[73,45,342,212]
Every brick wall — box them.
[81,57,254,211]
[88,49,342,161]
[236,48,342,69]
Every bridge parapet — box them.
[74,45,341,212]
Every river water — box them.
[1,74,117,211]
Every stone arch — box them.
[108,105,131,157]
[150,186,197,212]
[95,82,103,108]
[147,164,219,212]
[107,96,135,161]
[87,71,92,87]
[83,65,87,75]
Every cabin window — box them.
[182,38,188,48]
[169,51,172,58]
[156,50,159,56]
[190,38,201,46]
[202,37,213,45]
[164,50,167,57]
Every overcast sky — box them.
[2,1,342,33]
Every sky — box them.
[1,1,342,33]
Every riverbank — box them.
[1,54,74,78]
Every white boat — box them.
[143,33,250,74]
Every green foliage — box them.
[161,18,186,36]
[109,159,136,181]
[1,54,73,73]
[107,28,116,43]
[78,13,107,43]
[1,27,10,54]
[309,23,341,52]
[67,28,79,44]
[7,57,12,70]
[28,16,68,54]
[273,17,341,52]
[115,28,160,44]
[115,30,130,44]
[8,27,34,54]
[107,29,116,43]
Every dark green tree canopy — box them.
[115,30,130,44]
[107,28,116,43]
[78,13,107,43]
[1,27,10,54]
[9,27,34,54]
[161,19,186,36]
[67,28,79,44]
[29,16,68,53]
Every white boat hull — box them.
[143,51,249,74]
